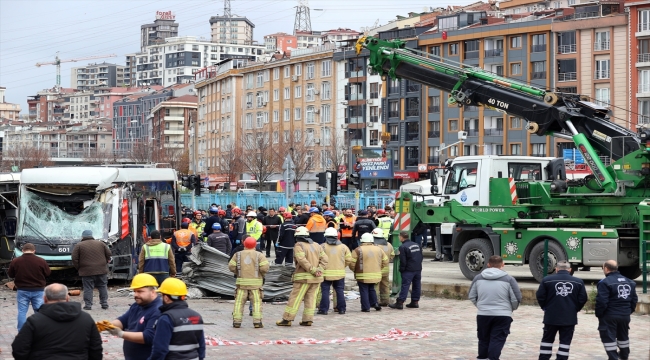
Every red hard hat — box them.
[218,209,226,216]
[279,206,286,212]
[194,211,201,216]
[283,212,292,219]
[233,208,242,215]
[182,217,191,224]
[377,209,386,215]
[244,237,257,249]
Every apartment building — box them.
[194,45,338,186]
[417,13,555,171]
[27,88,76,122]
[295,31,323,48]
[209,16,255,45]
[264,32,298,53]
[0,87,21,121]
[141,11,179,52]
[70,63,127,91]
[151,95,197,151]
[64,91,97,121]
[133,36,264,87]
[627,0,650,127]
[321,28,361,44]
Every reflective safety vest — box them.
[164,305,204,360]
[340,215,356,238]
[245,220,263,241]
[377,217,394,239]
[143,242,171,274]
[174,229,193,247]
[189,221,205,240]
[379,243,395,274]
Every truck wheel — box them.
[459,238,493,280]
[529,241,566,282]
[618,266,641,279]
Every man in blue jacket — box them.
[389,231,423,310]
[468,255,522,360]
[595,260,638,360]
[535,260,588,360]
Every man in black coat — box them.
[263,208,283,258]
[276,212,297,265]
[352,210,376,249]
[535,260,588,360]
[389,231,423,310]
[12,283,103,360]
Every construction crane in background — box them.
[35,52,117,91]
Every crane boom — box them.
[35,52,117,90]
[358,36,640,193]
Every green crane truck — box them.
[357,36,646,284]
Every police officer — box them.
[352,210,376,249]
[371,228,394,307]
[390,231,423,310]
[535,260,588,360]
[245,211,263,250]
[147,278,205,360]
[595,260,639,360]
[350,233,388,312]
[317,227,352,315]
[170,222,197,275]
[276,212,297,266]
[228,237,269,328]
[138,230,176,285]
[375,209,393,238]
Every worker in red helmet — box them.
[228,237,269,328]
[171,220,198,274]
[230,208,247,247]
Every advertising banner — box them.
[358,149,393,179]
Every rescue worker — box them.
[536,260,588,360]
[206,223,232,255]
[276,212,297,266]
[203,206,220,237]
[352,210,376,249]
[183,217,199,240]
[228,237,269,328]
[375,209,394,239]
[244,211,262,247]
[317,227,351,315]
[371,227,395,307]
[170,221,198,275]
[323,211,338,229]
[189,211,206,242]
[278,207,287,222]
[595,260,638,360]
[147,278,205,360]
[349,233,388,312]
[276,226,328,327]
[102,273,162,360]
[138,230,176,285]
[263,208,283,258]
[340,208,356,250]
[230,208,247,244]
[306,207,327,244]
[216,209,229,234]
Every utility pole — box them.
[191,111,197,210]
[326,171,331,207]
[293,0,312,33]
[282,150,296,207]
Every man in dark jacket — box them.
[71,229,112,310]
[536,260,588,360]
[12,283,103,360]
[8,243,51,330]
[203,206,220,238]
[206,223,232,255]
[276,212,297,265]
[390,231,423,310]
[263,208,283,257]
[595,260,638,360]
[352,210,376,248]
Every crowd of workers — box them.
[3,198,641,360]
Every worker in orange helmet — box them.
[228,237,269,328]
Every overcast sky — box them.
[0,0,468,112]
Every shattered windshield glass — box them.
[17,190,105,242]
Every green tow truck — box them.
[357,36,647,285]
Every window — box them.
[273,131,279,144]
[284,131,290,143]
[510,143,522,155]
[294,107,302,120]
[321,60,332,77]
[389,100,399,118]
[557,59,577,81]
[306,106,315,124]
[245,74,253,89]
[430,46,441,57]
[557,31,577,53]
[595,88,610,107]
[595,31,610,51]
[322,105,331,123]
[449,43,459,55]
[464,40,480,59]
[369,106,379,122]
[284,109,290,122]
[370,130,378,146]
[639,100,650,124]
[449,119,458,131]
[405,146,419,166]
[510,36,521,49]
[444,162,477,194]
[531,143,546,156]
[369,83,379,98]
[510,62,522,76]
[595,59,610,79]
[428,96,440,113]
[264,69,270,82]
[295,86,302,98]
[245,113,253,129]
[510,116,522,129]
[295,64,302,76]
[256,112,264,128]
[294,130,302,141]
[406,97,420,117]
[306,62,315,79]
[321,82,331,100]
[284,87,290,100]
[284,66,290,78]
[263,112,269,123]
[406,122,419,141]
[532,61,546,79]
[273,89,279,101]
[273,110,279,123]
[532,34,546,52]
[273,68,280,80]
[641,10,650,32]
[256,71,264,87]
[306,83,315,101]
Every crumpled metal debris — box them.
[183,243,294,301]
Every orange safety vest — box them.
[174,229,193,247]
[341,215,356,238]
[188,226,199,240]
[306,215,327,233]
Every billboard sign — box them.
[358,148,393,179]
[155,11,176,20]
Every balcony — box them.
[594,41,610,51]
[639,115,650,125]
[637,53,650,66]
[638,23,650,37]
[484,128,503,136]
[405,157,419,167]
[575,11,599,19]
[345,93,364,101]
[348,116,364,124]
[388,111,400,118]
[427,131,440,138]
[349,139,364,146]
[465,105,478,112]
[406,132,419,141]
[594,70,610,79]
[638,84,650,95]
[346,70,363,78]
[428,156,440,163]
[369,139,378,146]
[388,87,400,94]
[428,105,440,113]
[464,51,479,60]
[484,49,503,57]
[557,44,576,54]
[390,134,399,142]
[531,44,546,53]
[407,83,420,92]
[532,71,547,79]
[558,72,577,82]
[466,129,479,137]
[370,92,379,99]
[406,109,420,117]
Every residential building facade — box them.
[70,63,127,91]
[263,32,298,53]
[151,95,197,152]
[627,0,650,127]
[209,16,255,45]
[0,87,21,121]
[141,11,179,52]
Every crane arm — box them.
[358,36,640,193]
[36,54,117,66]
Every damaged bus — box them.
[0,173,20,264]
[14,167,181,280]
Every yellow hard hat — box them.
[129,273,159,289]
[158,277,188,296]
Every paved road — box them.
[1,285,649,359]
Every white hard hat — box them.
[246,211,257,217]
[295,226,310,237]
[360,233,375,243]
[371,228,385,238]
[324,227,338,238]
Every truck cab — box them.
[440,156,559,206]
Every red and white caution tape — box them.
[205,328,442,346]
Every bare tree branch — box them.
[155,148,190,174]
[323,132,348,173]
[241,129,281,189]
[130,142,155,164]
[217,139,244,184]
[2,144,54,170]
[82,148,117,165]
[284,132,318,186]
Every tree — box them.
[82,148,117,165]
[2,144,54,170]
[217,139,244,184]
[155,148,190,174]
[241,129,281,189]
[283,132,318,187]
[130,141,155,163]
[323,132,348,174]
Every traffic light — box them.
[328,170,338,195]
[181,175,192,189]
[349,173,360,189]
[316,172,327,188]
[192,175,202,196]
